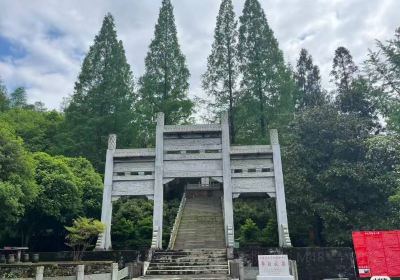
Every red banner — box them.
[352,231,400,277]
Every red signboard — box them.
[353,231,400,278]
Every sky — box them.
[0,0,399,110]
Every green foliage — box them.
[65,217,105,261]
[236,0,295,143]
[29,152,82,222]
[60,157,103,218]
[0,78,9,112]
[294,49,326,109]
[283,104,397,246]
[162,198,180,247]
[0,109,64,154]
[331,47,376,120]
[111,197,180,249]
[137,0,193,145]
[239,218,260,243]
[0,122,37,241]
[365,28,400,132]
[234,197,278,246]
[12,152,102,250]
[64,13,136,170]
[202,0,239,142]
[365,135,400,222]
[112,198,154,249]
[9,87,27,109]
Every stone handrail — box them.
[167,193,186,250]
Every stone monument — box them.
[257,255,294,280]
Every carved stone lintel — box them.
[164,124,221,133]
[108,134,117,150]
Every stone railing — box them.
[281,224,292,247]
[150,227,159,249]
[0,262,140,280]
[167,193,187,250]
[95,232,105,250]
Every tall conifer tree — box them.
[10,87,27,109]
[64,13,135,170]
[331,47,358,95]
[137,0,193,145]
[237,0,294,142]
[0,78,9,112]
[202,0,239,143]
[294,49,325,109]
[331,47,374,118]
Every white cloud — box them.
[0,0,399,109]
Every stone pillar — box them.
[76,264,85,280]
[153,113,165,248]
[221,113,235,248]
[35,266,44,280]
[99,134,116,250]
[111,263,119,280]
[270,129,292,247]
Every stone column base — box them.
[256,276,294,280]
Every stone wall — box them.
[36,250,143,262]
[237,247,357,280]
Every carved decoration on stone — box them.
[108,134,117,150]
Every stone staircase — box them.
[174,195,225,250]
[141,192,229,279]
[144,249,229,279]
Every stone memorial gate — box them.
[96,112,292,251]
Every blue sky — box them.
[0,0,399,110]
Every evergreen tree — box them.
[331,47,375,119]
[365,27,400,132]
[294,49,325,109]
[10,87,27,109]
[0,78,9,112]
[237,0,294,143]
[64,13,135,170]
[137,0,193,145]
[331,47,358,95]
[202,0,239,143]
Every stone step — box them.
[152,257,227,263]
[139,274,231,280]
[152,256,227,261]
[148,265,228,270]
[150,261,228,266]
[172,246,225,250]
[173,239,225,244]
[179,222,223,225]
[153,251,226,256]
[176,230,224,233]
[146,269,229,275]
[155,249,226,253]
